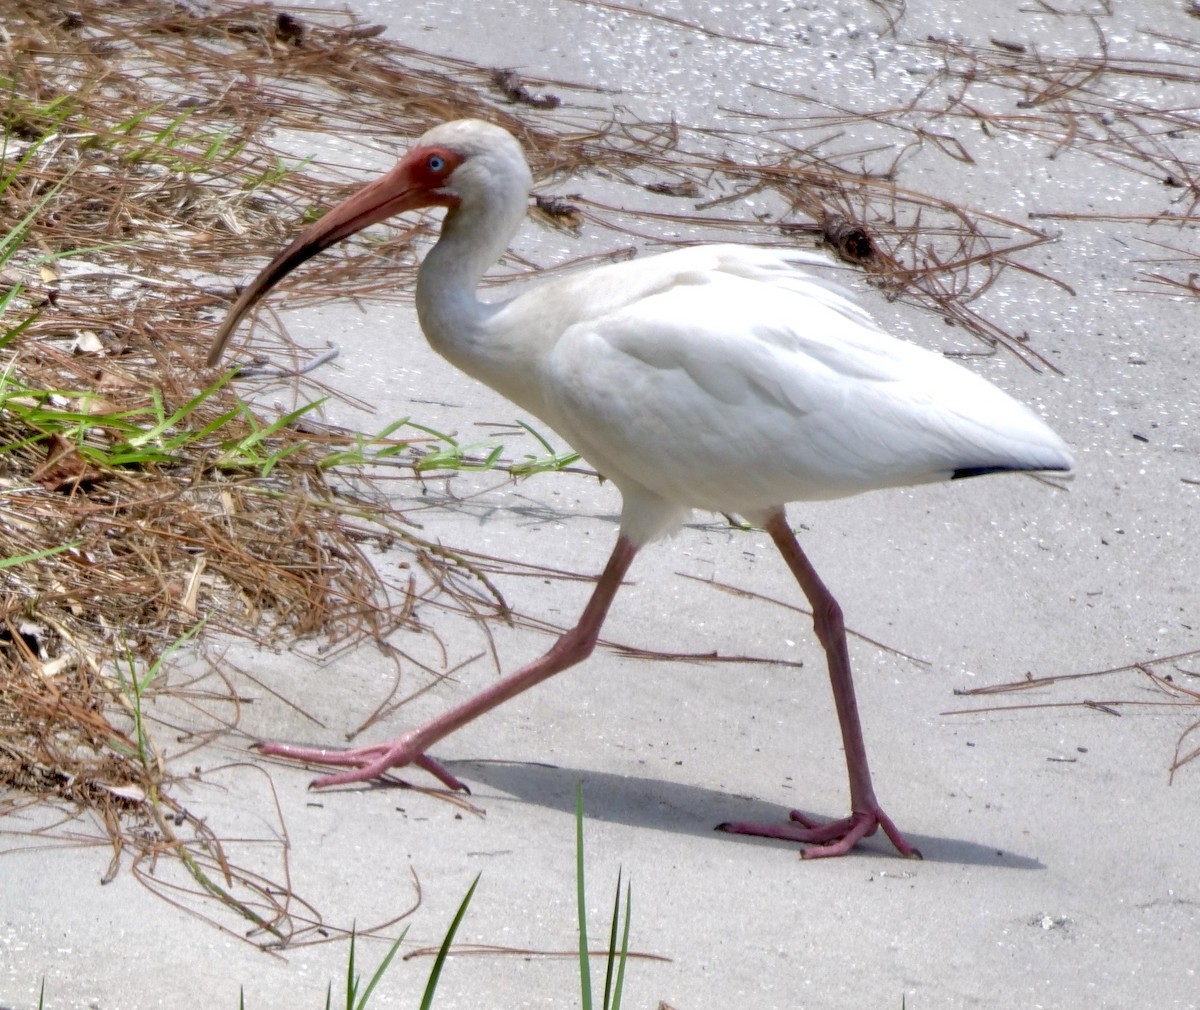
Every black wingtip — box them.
[952,465,1017,479]
[951,463,1070,480]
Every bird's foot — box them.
[719,804,921,860]
[255,738,468,792]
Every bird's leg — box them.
[258,535,640,789]
[719,510,920,859]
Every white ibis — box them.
[208,119,1072,858]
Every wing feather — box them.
[536,270,1069,518]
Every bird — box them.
[207,118,1072,858]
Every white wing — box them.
[536,266,1069,510]
[467,246,1070,542]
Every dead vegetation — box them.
[0,0,620,942]
[946,649,1200,783]
[1,0,1197,941]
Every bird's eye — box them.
[428,154,445,173]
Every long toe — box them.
[719,806,921,859]
[255,738,466,791]
[416,754,470,792]
[257,740,391,766]
[308,750,469,791]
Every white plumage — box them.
[209,119,1071,858]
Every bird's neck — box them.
[416,212,481,335]
[414,197,540,407]
[416,196,520,342]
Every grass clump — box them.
[260,790,629,1008]
[577,785,632,1010]
[0,0,590,933]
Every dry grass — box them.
[0,0,614,941]
[2,0,1197,941]
[945,648,1200,783]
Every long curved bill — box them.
[206,150,443,368]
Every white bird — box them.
[208,119,1072,859]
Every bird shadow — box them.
[441,757,1044,870]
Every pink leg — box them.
[719,510,920,859]
[258,536,640,789]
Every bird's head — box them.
[206,119,531,367]
[413,118,533,214]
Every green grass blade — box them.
[509,419,581,477]
[124,374,234,449]
[139,618,206,687]
[612,879,631,1010]
[114,619,206,770]
[152,107,196,148]
[110,100,167,136]
[257,441,311,478]
[516,418,557,455]
[402,419,459,444]
[228,399,326,454]
[418,873,480,1010]
[201,125,235,162]
[601,869,621,1010]
[0,105,78,269]
[0,99,75,196]
[577,782,592,1010]
[0,302,39,349]
[167,404,244,448]
[0,540,82,570]
[353,926,409,1010]
[345,926,358,1010]
[29,238,134,268]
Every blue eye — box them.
[428,154,445,172]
